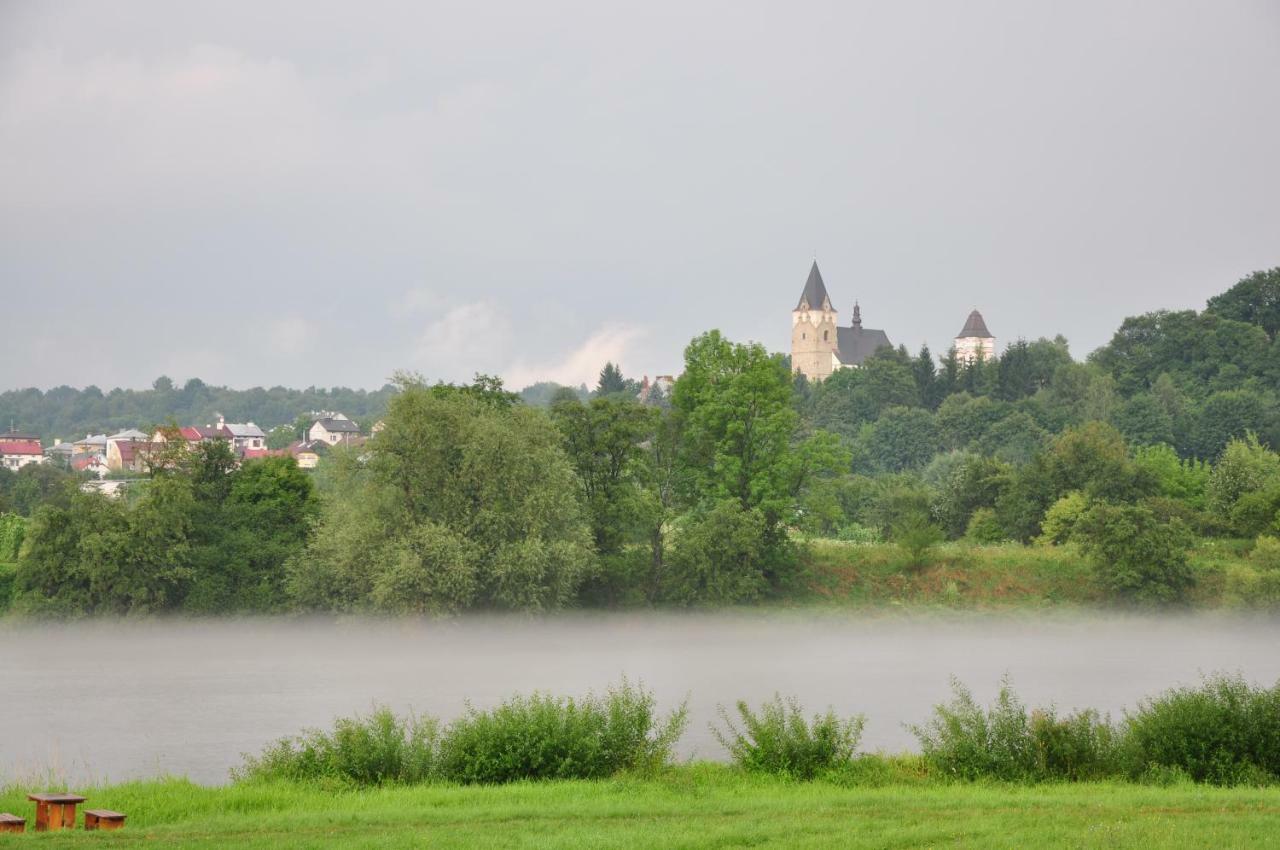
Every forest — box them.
[2,267,1280,615]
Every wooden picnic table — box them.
[27,793,87,831]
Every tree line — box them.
[3,266,1280,615]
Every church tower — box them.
[954,309,996,363]
[791,262,839,381]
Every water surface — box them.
[1,612,1277,785]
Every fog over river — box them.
[2,613,1278,785]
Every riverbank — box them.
[798,539,1278,609]
[2,769,1278,848]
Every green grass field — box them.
[798,539,1280,610]
[3,768,1279,848]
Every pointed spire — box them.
[957,309,993,339]
[794,261,835,312]
[851,301,862,329]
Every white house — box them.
[0,431,46,471]
[223,422,267,452]
[308,415,362,446]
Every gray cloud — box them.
[1,0,1278,390]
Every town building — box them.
[790,262,892,382]
[0,429,45,471]
[954,309,996,363]
[308,415,362,445]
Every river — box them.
[1,612,1277,785]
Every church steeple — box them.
[852,301,862,329]
[794,261,834,312]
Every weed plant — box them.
[235,706,437,786]
[1124,673,1280,785]
[712,695,865,779]
[437,680,688,784]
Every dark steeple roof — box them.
[794,262,835,311]
[957,309,993,339]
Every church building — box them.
[954,309,996,363]
[790,262,891,382]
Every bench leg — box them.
[34,801,48,831]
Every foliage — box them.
[890,507,945,567]
[235,706,438,786]
[964,508,1005,544]
[1133,444,1209,510]
[0,512,25,561]
[1037,492,1089,545]
[712,695,865,779]
[1124,674,1280,785]
[0,377,394,444]
[1073,502,1195,604]
[437,681,688,784]
[664,500,775,605]
[1204,267,1280,339]
[1207,434,1280,522]
[290,378,594,614]
[910,678,1119,782]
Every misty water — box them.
[2,613,1278,786]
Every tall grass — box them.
[438,680,687,784]
[234,706,437,786]
[908,677,1121,782]
[712,695,864,779]
[237,680,687,786]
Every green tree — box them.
[1205,268,1280,339]
[1114,394,1175,448]
[864,407,939,472]
[1074,502,1195,604]
[550,396,655,556]
[596,362,628,397]
[291,379,594,614]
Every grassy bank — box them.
[2,769,1279,848]
[799,539,1280,609]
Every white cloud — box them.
[411,301,512,380]
[503,325,647,389]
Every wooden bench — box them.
[0,813,25,833]
[84,809,127,831]
[27,793,86,831]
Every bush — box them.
[0,513,24,560]
[1074,502,1195,604]
[909,678,1118,782]
[1037,492,1088,545]
[1251,535,1280,571]
[712,695,864,779]
[437,681,687,784]
[835,523,880,544]
[964,508,1006,544]
[1124,674,1280,785]
[0,562,13,615]
[890,509,944,567]
[235,705,438,786]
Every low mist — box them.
[2,612,1277,785]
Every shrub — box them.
[1073,502,1195,604]
[1036,492,1088,545]
[835,523,880,544]
[235,705,438,786]
[890,509,944,567]
[909,678,1119,782]
[1123,674,1280,785]
[712,695,864,779]
[437,681,687,784]
[0,513,24,561]
[964,508,1006,544]
[1251,535,1280,571]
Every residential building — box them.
[223,422,267,452]
[0,430,45,471]
[107,439,157,473]
[790,262,892,382]
[308,415,361,445]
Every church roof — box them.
[794,262,834,311]
[836,326,892,366]
[957,309,993,339]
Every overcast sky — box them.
[1,1,1278,392]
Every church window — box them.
[823,330,829,341]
